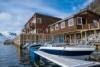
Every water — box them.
[0,42,60,67]
[1,41,98,67]
[0,42,31,67]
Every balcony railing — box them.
[89,22,100,29]
[77,22,100,30]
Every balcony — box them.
[88,22,100,30]
[77,22,100,31]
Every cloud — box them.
[0,0,93,34]
[0,0,69,34]
[33,5,69,18]
[81,0,93,9]
[0,11,29,34]
[0,12,12,21]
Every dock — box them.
[35,51,100,67]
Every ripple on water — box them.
[0,43,32,67]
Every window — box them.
[45,28,48,33]
[55,24,59,30]
[93,20,98,23]
[50,26,54,31]
[31,29,36,34]
[61,21,65,29]
[77,17,82,25]
[93,20,99,27]
[59,35,64,43]
[68,18,74,26]
[82,18,86,24]
[37,18,42,23]
[32,18,36,23]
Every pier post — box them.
[70,35,71,45]
[85,31,87,41]
[74,33,76,44]
[94,30,96,38]
[81,31,83,44]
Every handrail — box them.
[42,33,100,47]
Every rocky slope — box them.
[88,0,100,14]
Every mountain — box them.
[0,33,6,42]
[87,0,100,14]
[7,32,17,39]
[9,32,16,36]
[1,32,17,40]
[0,33,4,36]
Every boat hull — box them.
[40,49,93,56]
[28,45,41,64]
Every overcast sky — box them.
[0,0,93,34]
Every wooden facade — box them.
[18,10,100,45]
[21,13,61,44]
[49,10,100,44]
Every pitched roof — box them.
[49,9,100,27]
[34,12,61,20]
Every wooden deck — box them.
[35,51,100,67]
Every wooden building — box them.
[15,10,100,46]
[49,10,100,44]
[21,13,61,45]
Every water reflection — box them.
[0,42,61,67]
[0,42,31,67]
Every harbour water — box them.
[0,41,60,67]
[0,42,31,67]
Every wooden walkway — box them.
[35,51,100,67]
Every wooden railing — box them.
[78,22,100,30]
[88,22,100,29]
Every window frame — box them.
[50,26,54,32]
[60,21,65,29]
[37,18,42,23]
[77,17,83,25]
[32,18,36,23]
[55,23,59,30]
[68,18,74,27]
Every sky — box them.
[0,0,93,34]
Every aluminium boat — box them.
[39,42,95,56]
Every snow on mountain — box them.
[1,32,16,40]
[0,33,6,42]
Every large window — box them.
[37,18,42,23]
[50,26,54,31]
[82,17,86,24]
[77,17,83,25]
[93,19,99,27]
[93,20,98,24]
[32,18,36,23]
[55,24,59,30]
[68,18,74,27]
[60,21,65,29]
[31,29,36,34]
[46,28,48,33]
